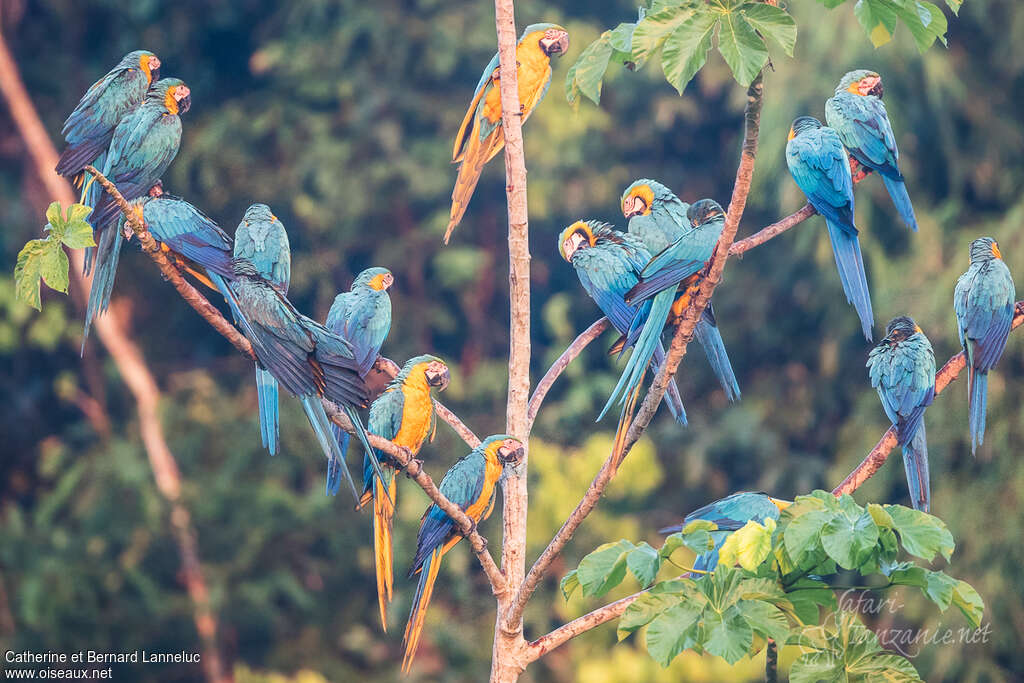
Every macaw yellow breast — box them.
[464,452,503,523]
[481,39,552,125]
[392,374,434,452]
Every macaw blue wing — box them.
[144,196,234,277]
[786,131,856,232]
[409,453,486,575]
[362,390,405,494]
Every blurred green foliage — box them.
[2,0,1023,681]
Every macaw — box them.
[402,435,525,672]
[359,355,449,631]
[611,193,740,416]
[234,204,291,457]
[954,237,1016,454]
[444,24,569,243]
[224,258,383,501]
[867,316,936,512]
[82,78,191,347]
[56,50,160,204]
[325,267,394,469]
[659,491,790,574]
[786,116,874,340]
[557,220,687,429]
[825,70,918,231]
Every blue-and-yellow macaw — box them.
[825,70,917,231]
[234,204,291,457]
[402,435,524,672]
[57,50,160,195]
[82,78,191,347]
[444,24,569,243]
[659,491,790,574]
[611,193,740,416]
[557,220,687,429]
[224,258,383,501]
[954,237,1016,454]
[787,116,874,340]
[867,316,936,512]
[359,355,449,631]
[325,268,394,471]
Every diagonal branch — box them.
[833,300,1024,495]
[526,317,611,429]
[504,72,767,634]
[730,203,815,256]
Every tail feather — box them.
[611,379,643,473]
[880,174,918,232]
[968,371,988,455]
[825,219,873,340]
[345,407,388,496]
[444,132,503,244]
[300,396,359,501]
[81,224,124,353]
[901,424,930,512]
[402,549,443,673]
[373,471,397,631]
[256,366,280,457]
[695,316,741,401]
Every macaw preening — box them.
[325,268,394,467]
[659,492,790,575]
[56,50,160,187]
[82,78,191,346]
[444,23,569,243]
[954,237,1016,454]
[557,220,688,430]
[611,193,740,418]
[224,258,383,502]
[402,435,525,672]
[786,116,874,340]
[867,316,936,512]
[359,355,449,631]
[825,70,918,231]
[234,204,291,457]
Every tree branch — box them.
[730,203,816,256]
[526,317,611,429]
[832,300,1024,496]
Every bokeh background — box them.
[2,0,1022,681]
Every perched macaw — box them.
[659,492,790,574]
[867,316,936,512]
[787,116,874,340]
[82,78,191,346]
[56,50,160,189]
[825,70,918,231]
[359,355,449,631]
[224,258,382,501]
[444,23,569,243]
[325,267,394,468]
[557,220,687,428]
[234,204,291,457]
[402,435,525,672]
[954,237,1016,454]
[612,194,740,415]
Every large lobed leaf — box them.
[14,202,95,310]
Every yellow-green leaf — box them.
[718,518,774,571]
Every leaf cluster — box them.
[14,203,94,310]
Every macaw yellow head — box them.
[558,221,595,261]
[838,69,883,98]
[621,182,656,219]
[769,497,792,512]
[354,267,394,291]
[522,24,570,57]
[154,78,191,115]
[486,435,526,467]
[139,52,161,83]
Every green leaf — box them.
[560,569,579,600]
[716,8,768,86]
[867,503,894,529]
[577,540,634,597]
[632,5,697,68]
[817,0,848,8]
[885,505,954,562]
[566,34,615,105]
[44,202,64,236]
[627,542,661,587]
[854,0,899,47]
[718,518,775,571]
[821,509,879,570]
[660,11,719,94]
[784,509,831,564]
[15,239,50,310]
[894,0,949,52]
[737,599,790,643]
[645,600,703,666]
[700,604,753,664]
[739,3,797,57]
[60,204,96,249]
[789,652,843,683]
[944,0,961,14]
[40,243,70,296]
[786,579,837,625]
[951,580,984,628]
[608,22,636,52]
[618,591,682,640]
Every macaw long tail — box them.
[599,290,675,422]
[969,370,988,456]
[81,152,105,276]
[901,424,930,512]
[880,174,918,232]
[373,470,397,631]
[653,346,687,426]
[81,223,124,354]
[345,407,387,495]
[825,219,874,341]
[444,133,503,244]
[256,367,280,457]
[332,426,351,466]
[299,396,359,501]
[695,315,741,402]
[610,378,643,472]
[402,548,443,673]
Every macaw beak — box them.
[541,31,570,56]
[623,196,644,219]
[864,76,883,98]
[383,274,395,290]
[150,62,161,82]
[427,367,450,391]
[498,442,525,466]
[178,93,192,114]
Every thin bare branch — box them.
[832,301,1024,496]
[730,203,816,256]
[527,317,611,428]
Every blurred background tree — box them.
[1,0,1021,680]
